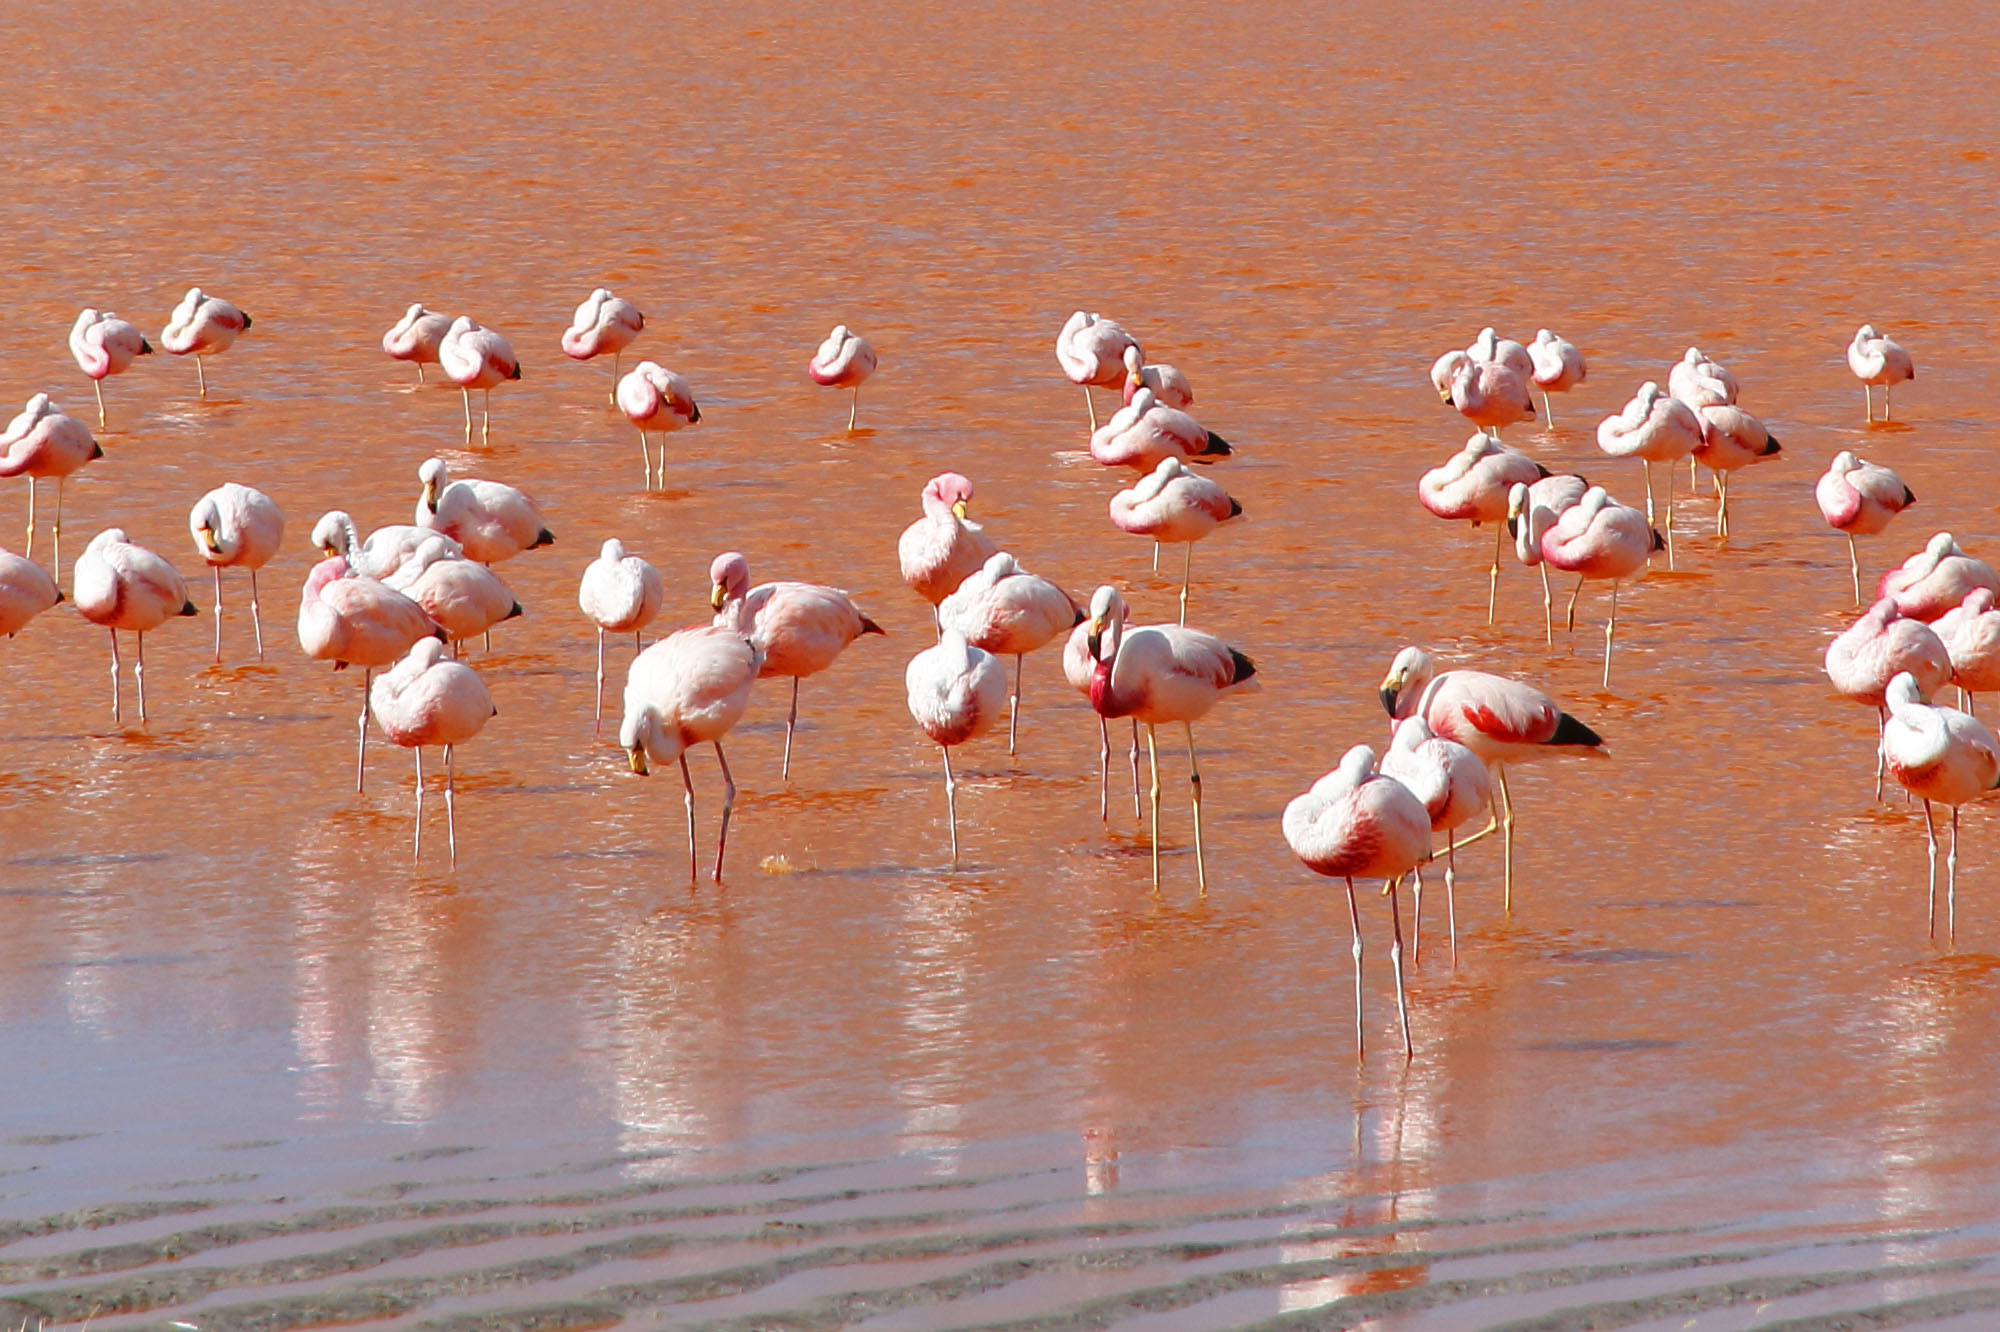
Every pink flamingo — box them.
[620,621,764,883]
[711,550,885,778]
[1595,381,1701,568]
[905,628,1009,865]
[898,472,999,614]
[414,459,553,565]
[563,289,644,404]
[1933,589,2000,713]
[370,638,497,866]
[383,536,523,652]
[579,538,665,731]
[437,317,521,445]
[1826,598,1952,798]
[69,309,152,428]
[72,528,198,723]
[0,394,102,579]
[1692,404,1781,537]
[1850,325,1915,423]
[1470,328,1533,379]
[312,510,460,580]
[297,556,447,792]
[1109,457,1240,623]
[1510,484,1661,687]
[1379,645,1607,910]
[1381,716,1491,968]
[1527,329,1586,428]
[1057,312,1139,431]
[1120,345,1193,409]
[1429,349,1469,405]
[0,548,62,637]
[1063,620,1141,822]
[1881,671,2000,941]
[808,325,878,430]
[1667,347,1738,410]
[1090,388,1232,470]
[160,287,250,399]
[938,552,1080,755]
[1446,356,1535,437]
[188,483,284,662]
[1505,472,1590,645]
[1282,744,1432,1058]
[1083,585,1259,893]
[1418,434,1548,625]
[616,362,700,491]
[382,305,452,384]
[1880,533,2000,623]
[1817,452,1915,607]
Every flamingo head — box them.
[619,707,659,775]
[1379,646,1436,720]
[1534,328,1554,347]
[1855,324,1879,345]
[923,472,976,521]
[1430,350,1469,402]
[709,550,751,610]
[418,457,449,510]
[1084,584,1128,663]
[1128,386,1158,417]
[1884,670,1927,711]
[1123,343,1145,378]
[829,323,851,344]
[1829,450,1859,477]
[310,510,356,558]
[189,495,226,559]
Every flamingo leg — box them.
[782,677,799,780]
[1497,764,1516,913]
[416,362,426,384]
[1923,797,1938,939]
[1641,459,1655,525]
[848,386,859,432]
[1949,805,1960,945]
[1566,573,1583,632]
[1876,706,1887,802]
[593,628,605,734]
[481,388,492,444]
[52,477,64,585]
[1130,718,1142,820]
[1008,654,1022,756]
[610,353,620,407]
[213,567,224,663]
[1602,581,1618,689]
[134,630,147,722]
[1689,455,1697,491]
[1488,520,1503,626]
[1388,876,1412,1059]
[639,431,652,490]
[413,748,424,862]
[1185,722,1206,894]
[1152,540,1159,574]
[356,669,372,793]
[1717,472,1729,538]
[1084,385,1098,433]
[1446,828,1459,968]
[445,744,459,868]
[93,379,106,429]
[1411,865,1424,965]
[195,356,207,399]
[711,740,736,883]
[1345,876,1365,1058]
[1539,563,1554,646]
[23,476,33,560]
[942,744,959,866]
[1180,542,1193,626]
[250,568,265,660]
[1848,533,1862,608]
[1664,463,1676,570]
[679,753,698,884]
[1885,385,1894,423]
[1097,715,1109,821]
[1863,384,1873,423]
[461,387,473,445]
[1146,723,1161,893]
[1541,391,1554,429]
[108,628,120,722]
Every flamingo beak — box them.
[316,539,338,557]
[1378,673,1403,717]
[198,526,221,555]
[422,481,438,511]
[1085,614,1105,661]
[709,582,727,612]
[627,747,648,775]
[950,500,969,521]
[1438,387,1453,404]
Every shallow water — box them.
[7,1,2000,1328]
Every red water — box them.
[7,2,2000,1328]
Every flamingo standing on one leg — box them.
[1090,388,1232,470]
[615,362,700,491]
[808,325,878,431]
[1505,472,1590,645]
[371,638,497,867]
[0,394,102,580]
[1510,484,1661,688]
[72,529,199,723]
[1417,434,1548,625]
[69,310,152,428]
[1063,619,1142,822]
[621,622,764,883]
[938,552,1080,755]
[897,472,999,617]
[312,511,461,580]
[905,628,1008,865]
[1282,744,1433,1058]
[1692,404,1781,537]
[159,288,250,400]
[711,550,885,778]
[1878,533,2000,623]
[1850,324,1915,423]
[438,317,521,445]
[1381,716,1491,968]
[1881,671,2000,942]
[383,536,523,652]
[1932,589,2000,714]
[1527,329,1586,429]
[1057,311,1138,431]
[0,548,62,637]
[563,289,644,405]
[1120,344,1193,409]
[1816,452,1915,607]
[382,304,452,384]
[298,556,447,792]
[1595,382,1701,568]
[579,538,664,732]
[414,459,554,565]
[1379,645,1608,911]
[188,483,284,662]
[1083,586,1259,893]
[1669,348,1741,490]
[1825,598,1952,799]
[1109,458,1240,623]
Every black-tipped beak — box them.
[627,747,648,775]
[1379,685,1399,717]
[710,583,726,612]
[1086,630,1102,661]
[1506,515,1518,539]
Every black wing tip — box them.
[1550,711,1603,748]
[1229,648,1257,684]
[1204,431,1232,456]
[432,625,449,642]
[860,614,887,636]
[53,588,65,604]
[509,364,523,380]
[1905,486,1918,505]
[1761,433,1782,456]
[178,599,198,616]
[506,602,525,621]
[534,529,555,548]
[138,339,153,354]
[690,402,702,424]
[90,443,105,459]
[1227,497,1244,518]
[1535,462,1553,478]
[240,313,253,330]
[1651,527,1667,551]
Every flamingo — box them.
[898,472,999,613]
[312,510,461,580]
[382,536,523,652]
[563,289,644,403]
[370,638,497,866]
[1056,312,1139,431]
[1120,344,1193,410]
[1527,329,1586,429]
[1932,589,2000,713]
[710,550,885,778]
[1510,484,1661,687]
[1691,404,1781,536]
[1109,457,1241,623]
[1595,382,1701,568]
[1469,328,1534,379]
[1881,671,2000,942]
[72,529,198,723]
[382,305,451,383]
[1063,619,1141,822]
[937,551,1081,755]
[615,362,700,491]
[1089,388,1232,470]
[808,325,878,430]
[1417,434,1548,625]
[1281,744,1433,1058]
[1428,350,1469,405]
[1667,347,1738,410]
[1083,585,1260,893]
[904,627,1008,865]
[0,394,102,579]
[0,548,62,637]
[69,309,152,427]
[1381,716,1491,968]
[159,287,250,399]
[414,459,554,564]
[297,555,447,792]
[1817,452,1915,607]
[1850,324,1915,423]
[1879,533,2000,623]
[1445,356,1535,437]
[1505,472,1590,645]
[579,538,665,732]
[188,483,284,662]
[1825,598,1952,798]
[1379,645,1607,911]
[620,622,764,884]
[437,317,521,445]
